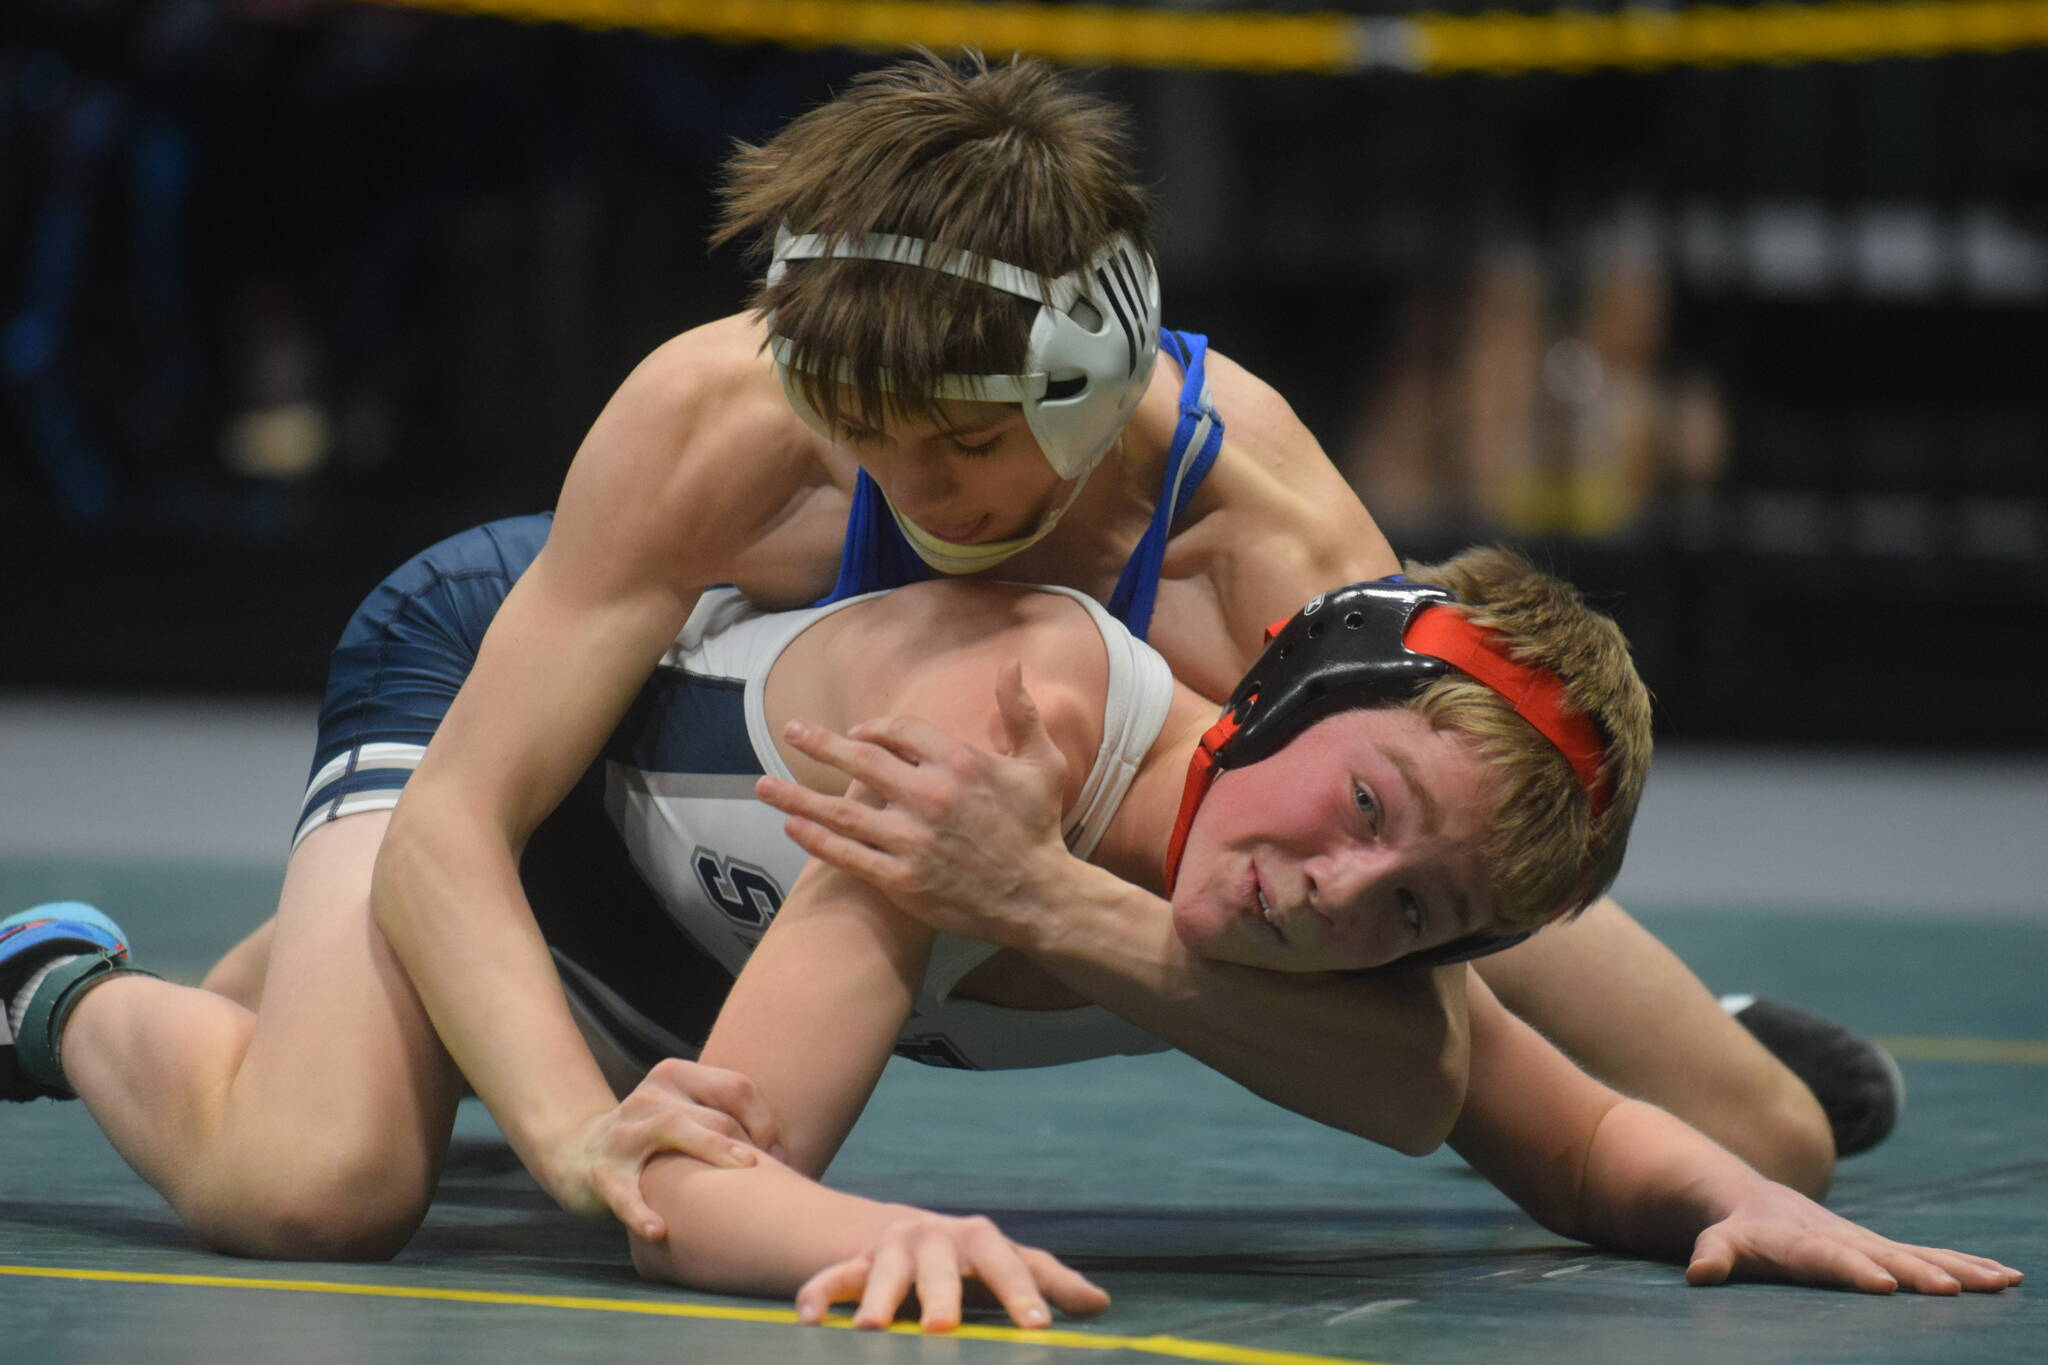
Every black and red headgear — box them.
[1162,578,1611,974]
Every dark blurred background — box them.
[4,0,2045,746]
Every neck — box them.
[1087,694,1214,895]
[993,364,1176,585]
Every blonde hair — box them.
[1398,545,1653,935]
[713,50,1153,433]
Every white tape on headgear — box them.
[766,227,1161,481]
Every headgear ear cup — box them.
[766,230,1160,481]
[1020,237,1162,477]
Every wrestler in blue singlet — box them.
[812,330,1224,641]
[295,328,1224,1068]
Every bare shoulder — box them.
[1197,346,1361,511]
[804,584,1112,791]
[1146,346,1397,677]
[1199,347,1312,458]
[859,582,1108,719]
[547,313,843,599]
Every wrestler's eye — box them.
[1352,782,1381,832]
[838,426,887,448]
[1399,889,1425,939]
[950,435,1001,458]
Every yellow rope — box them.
[1419,3,2048,74]
[357,1,2048,75]
[365,1,1358,72]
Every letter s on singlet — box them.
[693,848,785,932]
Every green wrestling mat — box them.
[1,852,2041,1365]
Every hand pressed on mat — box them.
[796,1209,1110,1332]
[1686,1183,2023,1295]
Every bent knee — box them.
[191,1155,433,1261]
[1768,1091,1836,1199]
[201,1191,427,1262]
[1726,1076,1836,1199]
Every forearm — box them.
[627,861,952,1293]
[371,806,616,1191]
[1569,1099,1764,1261]
[1449,974,1762,1260]
[695,861,933,1177]
[1023,861,1467,1154]
[632,1151,913,1296]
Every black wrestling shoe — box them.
[1721,993,1906,1158]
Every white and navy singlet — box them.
[299,515,1178,1072]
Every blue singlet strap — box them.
[814,328,1225,631]
[1106,330,1225,639]
[814,470,935,606]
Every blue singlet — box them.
[810,329,1224,642]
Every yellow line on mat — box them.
[1875,1035,2048,1066]
[0,1265,1390,1365]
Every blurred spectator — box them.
[1339,208,1729,545]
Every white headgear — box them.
[766,227,1162,481]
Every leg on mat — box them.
[1718,993,1905,1160]
[57,812,465,1259]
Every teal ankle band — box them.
[16,954,158,1098]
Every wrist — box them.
[1016,857,1151,959]
[507,1093,616,1212]
[1683,1165,1765,1224]
[516,1116,586,1209]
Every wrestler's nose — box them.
[890,455,961,519]
[1302,846,1391,939]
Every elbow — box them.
[1346,967,1472,1157]
[629,1224,685,1286]
[367,795,494,940]
[1743,1088,1836,1201]
[625,1154,742,1293]
[625,1166,704,1289]
[1392,972,1472,1157]
[1332,1008,1466,1156]
[1389,1043,1467,1157]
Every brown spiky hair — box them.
[713,50,1154,434]
[1396,546,1654,936]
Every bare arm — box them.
[371,550,703,1222]
[1041,392,1472,1152]
[371,340,803,1231]
[1448,974,2021,1294]
[763,662,1466,1154]
[630,859,1110,1329]
[949,848,1465,1156]
[1147,348,1400,697]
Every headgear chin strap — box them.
[882,471,1095,575]
[1161,578,1612,974]
[767,228,1161,573]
